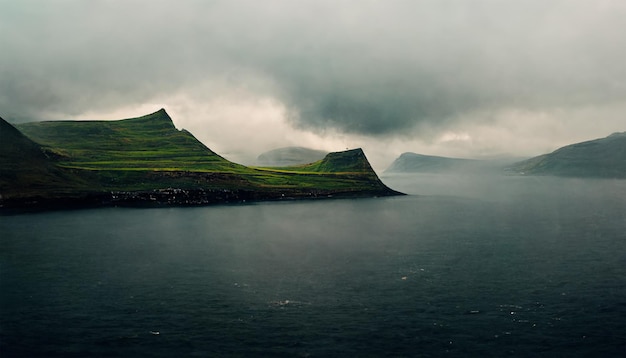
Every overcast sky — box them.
[1,0,625,169]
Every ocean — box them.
[1,174,625,357]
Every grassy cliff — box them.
[1,110,402,209]
[16,109,240,172]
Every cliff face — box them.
[1,110,402,210]
[300,149,377,174]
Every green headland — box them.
[0,109,403,210]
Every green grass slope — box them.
[2,110,401,209]
[508,132,626,178]
[1,116,47,167]
[299,149,378,174]
[1,117,90,198]
[250,148,397,193]
[16,109,243,172]
[270,148,376,173]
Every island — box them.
[385,152,515,174]
[386,152,486,174]
[0,109,403,211]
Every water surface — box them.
[1,175,625,357]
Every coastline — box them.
[0,186,405,214]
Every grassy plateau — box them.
[1,109,402,210]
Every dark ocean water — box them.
[1,175,625,357]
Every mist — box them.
[1,0,625,166]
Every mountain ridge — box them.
[15,109,235,171]
[1,110,402,211]
[508,132,626,178]
[385,152,503,174]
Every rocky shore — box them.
[0,186,404,213]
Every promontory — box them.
[0,109,403,211]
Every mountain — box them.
[1,109,402,210]
[297,149,378,174]
[1,115,48,169]
[16,109,237,172]
[256,147,328,167]
[508,132,626,178]
[384,152,507,174]
[1,117,89,197]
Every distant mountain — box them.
[508,132,626,178]
[385,152,506,174]
[1,109,402,210]
[256,147,328,167]
[291,148,378,174]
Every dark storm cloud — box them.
[1,0,625,136]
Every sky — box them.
[1,0,625,169]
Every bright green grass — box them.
[12,109,392,196]
[17,109,251,173]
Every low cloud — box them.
[1,0,625,162]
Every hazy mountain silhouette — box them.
[508,132,626,178]
[256,147,328,167]
[385,152,510,174]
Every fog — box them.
[382,171,626,204]
[1,1,625,167]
